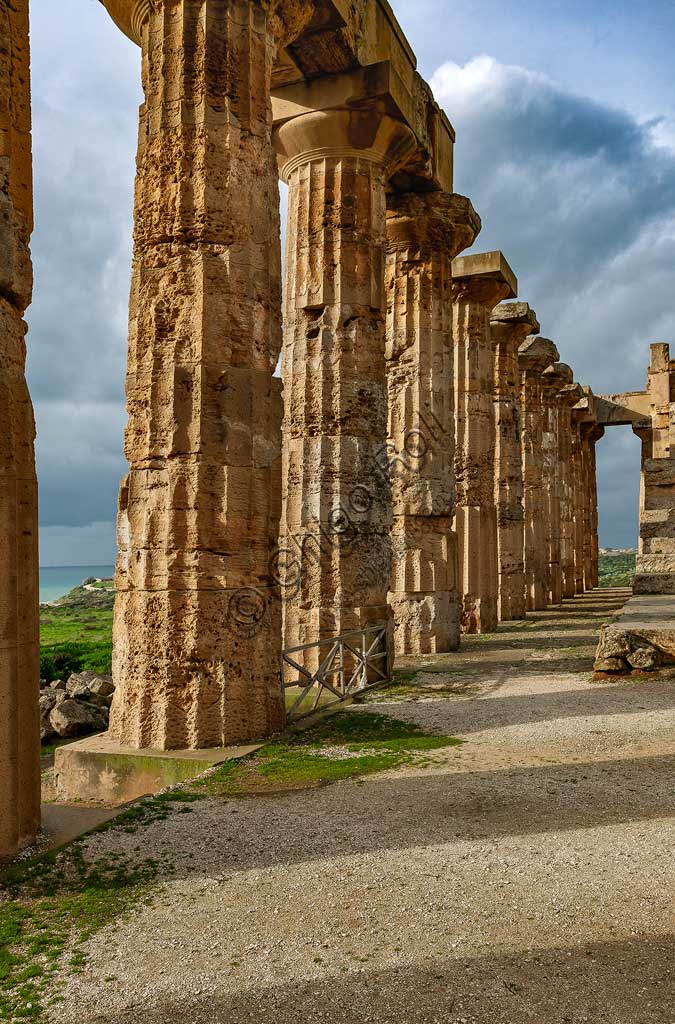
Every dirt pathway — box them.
[48,589,675,1023]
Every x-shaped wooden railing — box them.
[282,623,393,722]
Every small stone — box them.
[88,676,115,698]
[627,646,659,670]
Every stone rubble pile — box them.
[39,672,116,742]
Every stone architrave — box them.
[275,106,416,662]
[109,0,315,750]
[557,381,585,600]
[451,251,517,633]
[541,362,572,606]
[384,192,480,655]
[491,303,540,621]
[0,0,40,858]
[519,338,560,611]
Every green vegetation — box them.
[598,551,636,588]
[0,790,201,1021]
[197,709,462,795]
[40,581,114,682]
[2,707,460,1019]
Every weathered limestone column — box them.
[541,362,571,605]
[384,192,480,654]
[580,421,604,591]
[570,408,586,595]
[519,338,560,611]
[275,107,416,657]
[0,0,40,857]
[491,303,540,621]
[451,252,516,633]
[557,381,584,600]
[110,0,314,750]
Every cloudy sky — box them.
[27,0,675,564]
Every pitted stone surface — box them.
[385,191,480,654]
[0,0,40,859]
[491,303,540,621]
[110,0,287,750]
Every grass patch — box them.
[0,790,202,1020]
[196,710,462,796]
[40,583,115,682]
[39,641,113,684]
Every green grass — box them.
[0,790,202,1021]
[2,707,461,1018]
[196,709,462,796]
[40,582,114,682]
[598,552,636,588]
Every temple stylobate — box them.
[2,0,665,861]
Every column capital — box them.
[541,360,573,396]
[558,382,585,408]
[518,335,559,374]
[492,302,540,348]
[274,107,417,182]
[451,250,517,308]
[386,191,481,257]
[100,0,315,47]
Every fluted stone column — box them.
[452,251,516,633]
[541,362,570,605]
[519,337,559,611]
[0,0,40,857]
[384,191,480,655]
[491,303,539,621]
[580,422,603,591]
[557,382,584,600]
[275,107,416,660]
[109,0,314,750]
[570,410,586,595]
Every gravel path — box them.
[48,590,675,1023]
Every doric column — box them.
[451,251,516,633]
[580,421,604,591]
[491,303,540,621]
[384,191,480,655]
[275,107,416,659]
[557,381,584,600]
[570,409,586,595]
[0,0,40,857]
[519,337,560,611]
[109,0,313,750]
[541,362,571,605]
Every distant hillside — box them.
[40,579,114,682]
[598,552,636,589]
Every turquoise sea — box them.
[39,565,115,604]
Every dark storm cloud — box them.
[431,57,675,397]
[26,0,140,553]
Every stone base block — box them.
[593,595,675,675]
[633,573,675,595]
[54,733,262,806]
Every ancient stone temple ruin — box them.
[0,0,671,858]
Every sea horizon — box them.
[39,564,115,604]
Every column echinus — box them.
[490,303,540,621]
[385,192,480,655]
[557,379,585,600]
[543,363,574,603]
[451,252,517,633]
[0,0,40,859]
[108,0,316,750]
[275,106,417,662]
[518,337,559,611]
